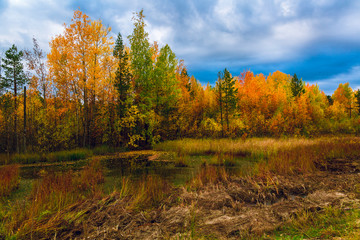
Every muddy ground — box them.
[52,157,360,240]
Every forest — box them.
[1,10,359,155]
[1,9,360,240]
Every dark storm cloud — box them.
[1,0,360,94]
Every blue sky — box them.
[1,0,360,94]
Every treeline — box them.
[1,10,360,154]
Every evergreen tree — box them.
[327,95,334,105]
[223,68,237,131]
[1,44,28,153]
[290,73,305,97]
[216,68,237,135]
[113,32,132,119]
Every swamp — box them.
[1,137,360,239]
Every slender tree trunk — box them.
[225,102,229,132]
[6,115,10,161]
[219,83,224,138]
[42,76,46,109]
[76,103,79,146]
[23,86,26,153]
[83,87,88,148]
[109,99,115,147]
[14,63,19,153]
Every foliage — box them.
[290,73,305,97]
[1,9,360,153]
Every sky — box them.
[1,0,360,95]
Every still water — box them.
[19,153,253,194]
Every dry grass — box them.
[154,137,318,157]
[0,164,20,197]
[258,137,360,175]
[0,158,104,239]
[156,137,360,176]
[188,165,229,190]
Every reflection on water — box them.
[19,153,254,193]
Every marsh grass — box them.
[154,137,317,158]
[129,175,171,210]
[188,165,229,190]
[156,137,360,176]
[174,154,190,167]
[0,164,20,197]
[0,158,104,239]
[10,148,92,165]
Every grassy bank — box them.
[155,136,360,175]
[0,145,123,165]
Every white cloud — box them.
[311,66,360,94]
[0,0,71,51]
[148,25,173,45]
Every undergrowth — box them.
[0,164,20,197]
[0,158,103,239]
[267,206,360,239]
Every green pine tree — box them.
[216,68,237,135]
[290,73,305,97]
[113,32,132,119]
[1,44,28,153]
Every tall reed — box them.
[1,158,104,239]
[0,164,20,197]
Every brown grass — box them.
[188,165,229,190]
[157,137,360,177]
[1,158,104,239]
[257,137,360,176]
[0,164,20,197]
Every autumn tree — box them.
[332,83,355,118]
[128,10,153,111]
[1,44,27,153]
[48,10,113,148]
[153,44,179,116]
[128,10,156,147]
[0,93,13,155]
[355,90,360,114]
[24,38,48,108]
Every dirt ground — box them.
[55,157,360,240]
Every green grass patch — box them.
[10,148,92,165]
[267,207,360,239]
